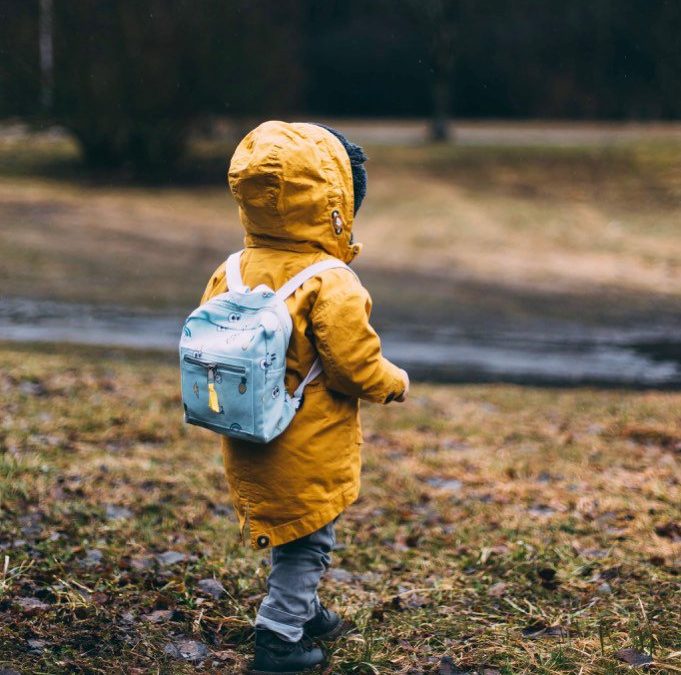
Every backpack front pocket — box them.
[182,355,255,436]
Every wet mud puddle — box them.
[1,298,679,388]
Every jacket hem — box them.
[249,482,359,549]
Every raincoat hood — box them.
[228,121,362,264]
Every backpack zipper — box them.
[183,355,247,374]
[184,355,247,414]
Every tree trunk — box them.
[430,76,451,142]
[39,0,54,113]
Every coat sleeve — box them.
[310,269,407,404]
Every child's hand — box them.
[395,369,410,402]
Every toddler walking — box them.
[200,121,409,673]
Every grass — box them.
[1,125,680,312]
[0,342,679,673]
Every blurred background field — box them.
[1,1,680,673]
[2,119,680,386]
[2,120,681,307]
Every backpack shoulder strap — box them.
[292,357,324,403]
[275,258,356,302]
[275,257,358,407]
[225,249,245,292]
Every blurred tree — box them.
[396,0,461,142]
[0,0,41,116]
[1,0,679,171]
[651,0,681,118]
[51,0,303,171]
[0,0,302,172]
[301,1,430,118]
[51,0,193,169]
[39,0,54,111]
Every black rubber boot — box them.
[249,628,325,674]
[303,604,351,641]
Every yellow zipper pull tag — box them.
[207,368,220,413]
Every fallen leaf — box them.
[479,545,508,564]
[580,547,609,560]
[327,568,354,583]
[156,551,186,566]
[19,516,42,538]
[142,609,174,623]
[614,648,653,668]
[105,504,133,520]
[15,597,50,614]
[521,621,566,639]
[425,478,463,493]
[197,578,226,599]
[130,555,154,570]
[489,544,509,556]
[442,439,470,451]
[357,571,382,584]
[83,548,103,566]
[163,638,210,662]
[438,655,470,674]
[391,592,429,610]
[487,582,507,597]
[527,504,556,517]
[27,638,47,651]
[19,380,46,396]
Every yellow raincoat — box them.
[201,121,406,549]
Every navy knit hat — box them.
[313,124,368,215]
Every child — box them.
[200,121,409,673]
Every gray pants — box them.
[255,520,336,642]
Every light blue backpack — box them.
[179,250,352,442]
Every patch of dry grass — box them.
[0,343,679,673]
[356,141,681,296]
[1,127,680,310]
